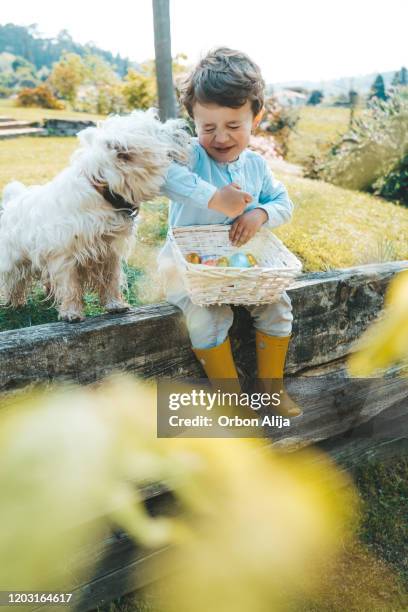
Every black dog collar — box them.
[92,183,139,218]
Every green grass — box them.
[0,264,143,332]
[354,453,408,584]
[0,136,78,189]
[275,169,408,271]
[286,106,357,166]
[0,97,104,122]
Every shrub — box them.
[374,154,408,205]
[307,90,324,105]
[74,83,126,115]
[122,68,156,110]
[71,55,127,114]
[306,92,408,193]
[95,84,127,115]
[48,53,86,105]
[258,96,299,157]
[369,74,388,101]
[16,85,65,109]
[248,134,281,162]
[0,86,12,98]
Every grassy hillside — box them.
[0,136,78,188]
[286,106,355,166]
[0,98,104,122]
[275,170,408,271]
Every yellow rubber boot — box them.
[193,337,241,393]
[192,337,266,435]
[255,331,302,418]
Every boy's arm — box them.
[229,161,294,246]
[256,162,294,228]
[161,160,252,217]
[161,160,217,210]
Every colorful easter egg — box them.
[185,252,201,264]
[246,253,258,266]
[216,256,230,267]
[229,252,251,268]
[201,254,217,266]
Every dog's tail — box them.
[2,181,27,206]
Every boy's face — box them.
[192,100,262,163]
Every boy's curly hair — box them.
[179,47,265,118]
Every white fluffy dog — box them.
[0,109,189,322]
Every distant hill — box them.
[0,23,137,76]
[270,71,397,96]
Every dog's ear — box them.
[78,127,97,146]
[107,142,134,163]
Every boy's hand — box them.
[229,208,268,246]
[208,182,252,218]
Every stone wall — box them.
[44,118,96,136]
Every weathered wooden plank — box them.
[1,261,407,393]
[318,398,408,466]
[265,365,408,447]
[0,303,199,393]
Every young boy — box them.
[158,47,300,417]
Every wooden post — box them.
[152,0,178,120]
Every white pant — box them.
[158,242,293,349]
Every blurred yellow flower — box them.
[0,376,357,611]
[348,270,408,376]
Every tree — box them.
[15,66,38,89]
[0,23,129,76]
[11,56,36,73]
[56,29,73,45]
[152,0,177,120]
[122,68,156,110]
[307,90,324,105]
[369,74,388,101]
[392,67,407,87]
[49,53,86,104]
[83,54,118,86]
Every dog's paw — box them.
[59,310,85,323]
[105,300,131,314]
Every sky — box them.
[1,0,407,83]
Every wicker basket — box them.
[169,224,302,306]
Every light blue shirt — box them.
[161,137,294,228]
